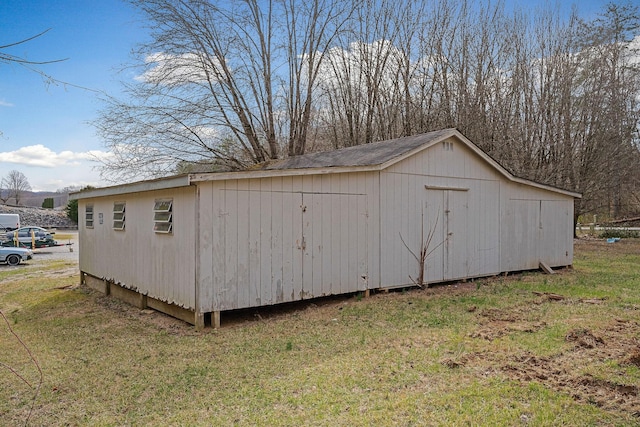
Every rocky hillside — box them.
[0,205,76,229]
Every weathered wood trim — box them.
[109,283,146,309]
[146,297,198,325]
[191,166,375,182]
[82,272,200,326]
[212,311,221,329]
[424,185,469,192]
[70,175,191,200]
[83,272,110,295]
[194,312,205,330]
[539,261,556,275]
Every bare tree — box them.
[96,0,354,181]
[94,0,640,221]
[571,3,640,220]
[1,171,32,206]
[0,29,67,67]
[316,0,424,148]
[0,30,69,137]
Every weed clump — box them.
[600,228,639,239]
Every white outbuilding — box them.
[72,128,580,328]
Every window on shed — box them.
[153,199,173,234]
[113,202,126,231]
[85,205,94,228]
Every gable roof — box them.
[261,128,454,170]
[72,128,581,199]
[196,127,579,198]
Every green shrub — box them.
[66,199,78,223]
[600,228,639,239]
[42,197,54,209]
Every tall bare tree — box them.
[96,0,353,181]
[570,2,640,220]
[96,0,640,221]
[1,170,32,206]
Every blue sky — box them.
[0,0,623,192]
[0,0,143,191]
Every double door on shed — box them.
[216,189,368,309]
[423,183,500,283]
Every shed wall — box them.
[379,136,574,286]
[196,172,379,312]
[78,187,197,309]
[380,137,503,287]
[500,182,574,271]
[75,133,576,325]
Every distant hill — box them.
[3,191,69,209]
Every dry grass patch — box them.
[1,239,640,425]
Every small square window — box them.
[154,199,173,234]
[86,205,94,228]
[113,202,126,231]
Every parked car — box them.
[3,226,57,248]
[0,246,33,266]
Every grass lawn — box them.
[1,239,639,425]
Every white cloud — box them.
[136,52,223,86]
[0,145,112,168]
[0,145,115,191]
[0,99,13,107]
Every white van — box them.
[0,214,20,231]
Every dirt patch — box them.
[623,348,640,367]
[460,319,640,417]
[468,304,548,341]
[469,321,547,341]
[565,327,605,349]
[499,350,640,416]
[90,293,200,335]
[451,286,640,418]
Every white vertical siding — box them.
[79,187,197,309]
[380,137,574,286]
[198,183,215,309]
[197,172,375,312]
[223,180,239,308]
[500,182,574,271]
[380,138,503,287]
[78,134,575,320]
[424,189,446,282]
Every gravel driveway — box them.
[30,231,79,263]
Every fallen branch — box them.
[580,298,606,304]
[532,291,566,301]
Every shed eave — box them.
[70,174,192,200]
[508,177,582,199]
[189,164,379,182]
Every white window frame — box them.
[153,199,173,234]
[85,204,94,228]
[113,202,126,231]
